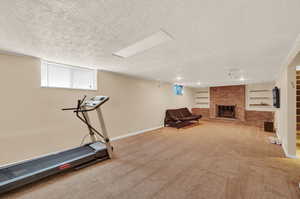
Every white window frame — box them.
[41,60,98,91]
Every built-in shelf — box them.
[249,104,271,107]
[249,97,270,99]
[246,82,275,111]
[195,88,210,108]
[249,89,271,92]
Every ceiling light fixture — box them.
[228,68,242,80]
[176,76,183,81]
[113,29,173,58]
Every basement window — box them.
[41,61,97,90]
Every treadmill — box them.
[0,96,113,194]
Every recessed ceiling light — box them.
[113,29,173,58]
[176,76,183,81]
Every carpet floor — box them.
[2,121,300,199]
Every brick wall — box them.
[210,85,246,121]
[192,108,210,119]
[245,110,274,128]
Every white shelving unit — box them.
[246,82,275,111]
[195,88,210,108]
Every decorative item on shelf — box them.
[249,102,271,107]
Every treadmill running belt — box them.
[0,146,94,182]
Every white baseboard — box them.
[275,130,281,140]
[282,143,299,159]
[111,125,164,141]
[273,132,298,159]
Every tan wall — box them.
[0,54,194,165]
[99,70,195,138]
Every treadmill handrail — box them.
[62,95,87,111]
[62,107,77,111]
[62,96,109,113]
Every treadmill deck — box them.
[0,142,108,193]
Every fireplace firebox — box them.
[217,105,235,119]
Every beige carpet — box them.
[2,121,300,199]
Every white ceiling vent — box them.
[227,68,243,80]
[113,30,173,58]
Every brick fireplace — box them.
[210,85,245,121]
[192,84,275,128]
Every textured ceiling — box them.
[1,0,300,87]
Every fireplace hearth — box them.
[217,105,235,119]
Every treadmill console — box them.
[84,96,109,108]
